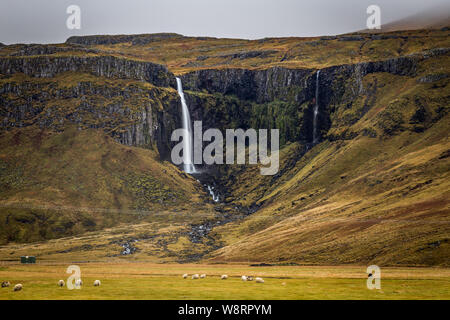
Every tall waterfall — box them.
[176,77,196,174]
[312,70,320,144]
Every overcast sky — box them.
[0,0,449,44]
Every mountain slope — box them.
[0,125,215,243]
[0,28,449,265]
[202,51,450,266]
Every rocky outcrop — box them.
[181,67,314,103]
[338,35,365,41]
[66,33,184,46]
[196,50,278,62]
[8,44,99,56]
[182,48,449,103]
[0,55,176,88]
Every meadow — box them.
[0,262,449,300]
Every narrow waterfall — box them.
[207,185,219,202]
[176,77,196,174]
[312,70,320,144]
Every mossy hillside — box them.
[209,118,449,265]
[185,90,251,131]
[185,89,315,147]
[0,126,213,244]
[326,72,449,139]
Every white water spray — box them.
[207,185,219,202]
[312,70,320,144]
[176,77,196,173]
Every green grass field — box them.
[0,263,449,300]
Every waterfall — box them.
[176,77,196,174]
[176,78,219,202]
[207,185,219,202]
[312,70,320,144]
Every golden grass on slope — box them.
[2,29,443,73]
[0,126,215,244]
[208,125,450,265]
[206,60,450,265]
[75,29,450,74]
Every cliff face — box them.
[0,55,176,88]
[182,48,448,144]
[0,53,183,161]
[0,46,447,164]
[0,80,182,159]
[0,51,184,160]
[182,48,447,102]
[181,67,314,103]
[1,42,446,159]
[66,33,185,46]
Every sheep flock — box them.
[1,279,103,292]
[2,273,266,293]
[182,274,264,283]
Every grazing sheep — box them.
[241,275,248,281]
[247,276,254,281]
[93,280,101,287]
[13,284,23,291]
[58,280,65,287]
[221,275,228,280]
[255,277,264,283]
[75,279,83,287]
[200,274,206,279]
[1,281,10,288]
[192,274,199,279]
[182,274,188,279]
[282,282,286,286]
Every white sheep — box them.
[58,280,65,287]
[182,274,188,279]
[200,274,206,279]
[13,284,23,291]
[1,281,10,288]
[255,277,264,283]
[75,279,83,287]
[192,274,199,279]
[221,275,228,280]
[93,280,101,287]
[241,275,248,281]
[247,276,254,281]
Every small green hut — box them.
[20,256,36,264]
